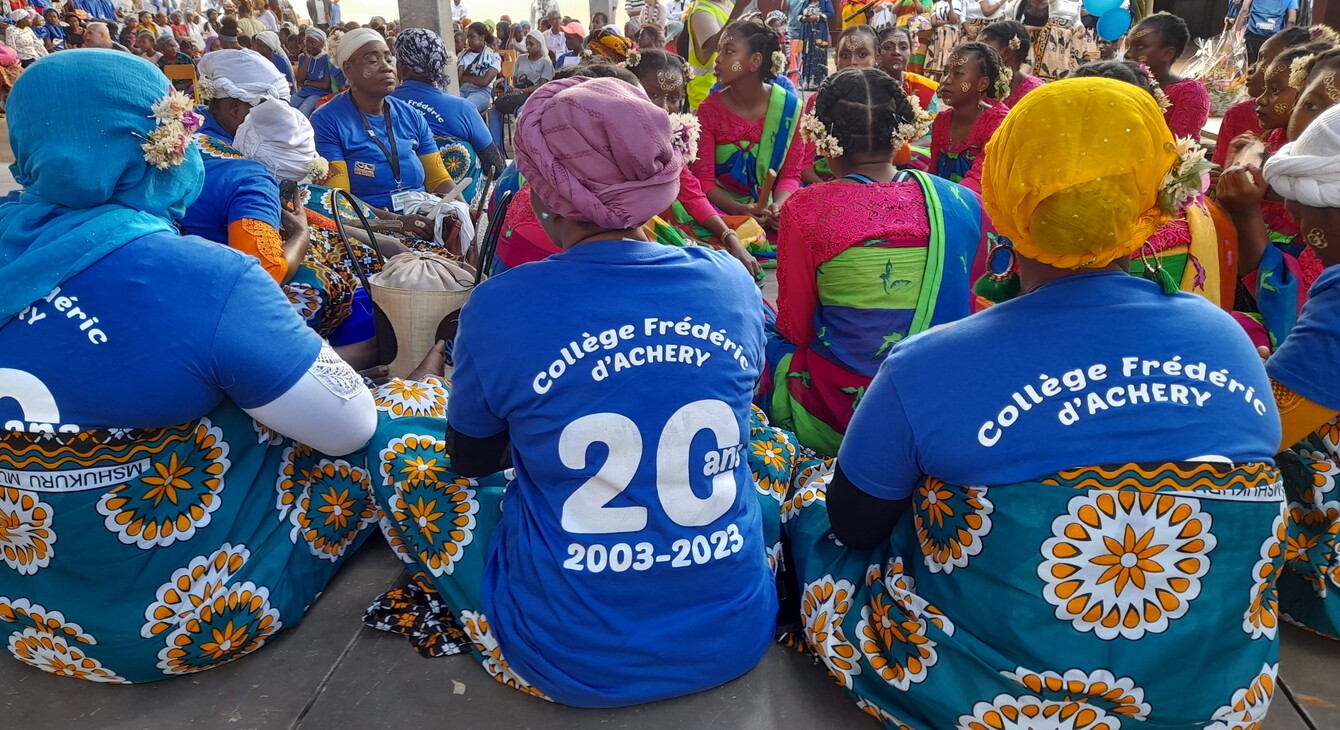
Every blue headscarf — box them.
[0,50,204,327]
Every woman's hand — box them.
[398,213,435,240]
[1215,164,1268,219]
[723,231,761,278]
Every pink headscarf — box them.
[514,76,682,230]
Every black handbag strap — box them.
[474,189,514,288]
[331,189,387,293]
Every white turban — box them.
[254,30,282,54]
[330,27,385,69]
[1264,105,1340,209]
[8,9,28,21]
[197,49,291,103]
[233,97,324,182]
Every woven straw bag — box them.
[369,251,475,378]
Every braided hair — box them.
[813,67,916,157]
[1070,60,1152,90]
[629,47,689,80]
[553,58,642,85]
[1132,12,1190,57]
[952,42,1007,100]
[1273,42,1336,89]
[979,21,1030,66]
[723,18,783,81]
[1298,47,1340,86]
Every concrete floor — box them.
[1,542,1336,729]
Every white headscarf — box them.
[1264,105,1340,208]
[8,9,28,22]
[233,98,326,182]
[330,27,385,69]
[254,30,282,54]
[197,49,291,103]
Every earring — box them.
[749,64,758,73]
[540,211,552,220]
[1306,227,1329,249]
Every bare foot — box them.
[407,340,447,381]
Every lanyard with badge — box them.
[352,93,413,212]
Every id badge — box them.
[391,190,413,213]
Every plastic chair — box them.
[162,64,199,103]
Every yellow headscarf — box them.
[982,78,1177,270]
[587,29,631,63]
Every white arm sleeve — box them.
[243,344,378,456]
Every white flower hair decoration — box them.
[307,156,331,183]
[625,49,642,69]
[325,29,344,57]
[799,112,843,158]
[770,50,785,77]
[1289,54,1317,91]
[1139,63,1171,113]
[892,93,934,150]
[1158,136,1214,213]
[669,113,701,163]
[994,66,1013,100]
[196,75,216,102]
[141,90,203,170]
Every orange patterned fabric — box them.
[229,217,287,282]
[1274,379,1340,451]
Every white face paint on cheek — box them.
[363,68,375,78]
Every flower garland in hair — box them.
[1158,136,1213,214]
[1006,35,1021,51]
[580,48,593,59]
[142,90,203,170]
[325,29,344,57]
[196,75,216,102]
[994,66,1012,100]
[1309,24,1340,45]
[307,156,331,183]
[770,50,785,77]
[1139,63,1171,113]
[668,113,701,163]
[891,93,934,150]
[625,50,641,69]
[1289,54,1319,90]
[799,112,843,158]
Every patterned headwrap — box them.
[394,28,451,88]
[515,77,681,230]
[587,28,631,63]
[982,78,1176,269]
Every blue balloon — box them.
[1096,8,1132,42]
[1083,0,1123,16]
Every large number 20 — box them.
[559,399,739,535]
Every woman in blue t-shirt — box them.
[290,26,337,117]
[311,28,457,240]
[391,28,505,205]
[367,76,789,708]
[1261,104,1340,638]
[782,79,1287,727]
[0,50,393,683]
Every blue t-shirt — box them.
[1245,0,1298,35]
[179,112,282,245]
[271,53,295,89]
[312,92,436,210]
[839,272,1280,499]
[0,231,321,431]
[72,0,115,19]
[1269,266,1340,411]
[390,79,493,151]
[295,52,336,98]
[450,241,775,708]
[34,24,65,50]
